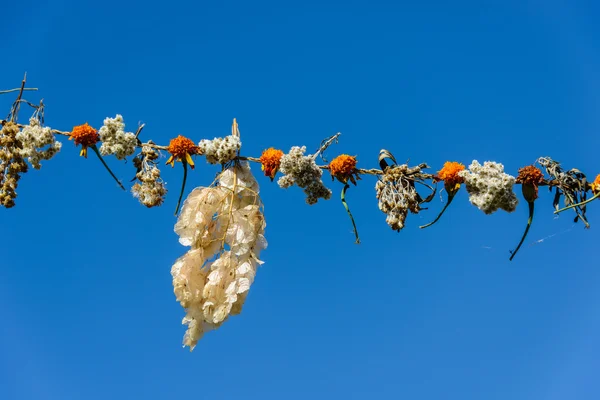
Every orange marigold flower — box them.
[329,154,360,185]
[437,161,465,190]
[166,135,198,169]
[516,165,544,201]
[69,123,99,158]
[591,174,600,194]
[259,148,284,181]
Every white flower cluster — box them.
[375,165,420,231]
[458,160,518,214]
[197,135,241,164]
[172,161,267,350]
[277,146,332,204]
[98,114,137,160]
[15,118,62,169]
[131,145,167,207]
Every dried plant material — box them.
[166,135,198,169]
[16,118,62,169]
[510,165,545,261]
[420,161,465,229]
[538,157,591,227]
[132,145,167,207]
[554,172,600,215]
[259,147,284,181]
[458,160,518,214]
[329,154,360,185]
[69,122,99,158]
[198,135,241,165]
[0,122,28,208]
[171,161,267,350]
[592,174,600,194]
[437,161,465,192]
[277,146,332,204]
[98,115,137,160]
[376,163,432,231]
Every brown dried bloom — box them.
[69,123,99,158]
[132,145,167,207]
[329,154,360,185]
[166,135,198,169]
[516,165,544,202]
[259,148,284,181]
[0,122,28,208]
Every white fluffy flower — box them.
[171,161,267,350]
[458,160,518,214]
[15,118,62,169]
[198,135,241,164]
[277,146,331,204]
[98,114,137,160]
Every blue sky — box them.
[2,0,600,399]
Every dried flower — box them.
[132,146,167,207]
[172,162,267,350]
[166,135,198,169]
[16,118,62,169]
[0,122,28,208]
[98,115,137,160]
[69,123,99,158]
[592,174,600,194]
[277,146,332,205]
[458,160,518,214]
[197,135,241,165]
[516,165,544,202]
[329,154,360,185]
[376,164,424,231]
[538,156,590,227]
[510,165,544,261]
[259,147,284,180]
[437,161,465,192]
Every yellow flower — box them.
[259,148,284,181]
[329,154,359,185]
[592,174,600,194]
[437,161,465,191]
[69,123,99,158]
[166,135,198,169]
[516,165,544,201]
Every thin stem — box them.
[420,192,456,229]
[509,201,535,261]
[90,145,125,191]
[312,132,341,161]
[8,73,27,122]
[554,192,600,214]
[341,183,360,244]
[174,161,188,215]
[0,87,38,95]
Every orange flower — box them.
[592,174,600,194]
[437,161,465,191]
[259,148,284,181]
[329,154,360,185]
[516,165,544,201]
[166,135,198,169]
[69,123,99,158]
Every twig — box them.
[312,132,341,161]
[0,87,38,95]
